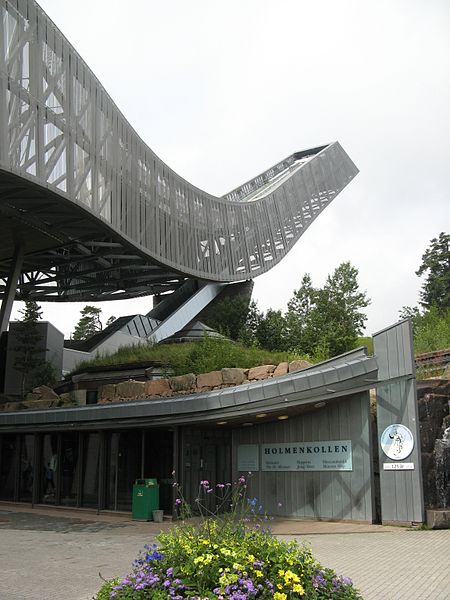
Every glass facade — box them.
[0,434,16,501]
[0,429,175,512]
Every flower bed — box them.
[96,477,362,599]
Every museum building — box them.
[0,321,425,525]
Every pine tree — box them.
[416,232,450,310]
[13,300,45,397]
[72,305,103,340]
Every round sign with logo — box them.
[380,424,414,461]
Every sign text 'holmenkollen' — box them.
[261,440,353,472]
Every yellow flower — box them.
[255,570,263,578]
[274,593,287,600]
[293,583,305,594]
[284,570,300,584]
[277,583,283,590]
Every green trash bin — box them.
[132,478,160,521]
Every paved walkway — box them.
[0,504,449,600]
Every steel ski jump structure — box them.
[0,0,358,340]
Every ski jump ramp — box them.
[0,0,358,337]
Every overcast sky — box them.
[11,0,450,338]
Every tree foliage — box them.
[254,308,288,351]
[398,233,450,355]
[286,262,370,358]
[416,232,450,310]
[72,305,114,340]
[204,296,253,342]
[13,300,46,396]
[205,262,370,360]
[399,305,450,354]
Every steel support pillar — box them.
[0,245,24,334]
[147,281,227,344]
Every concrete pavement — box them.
[0,504,448,600]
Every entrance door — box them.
[105,431,142,511]
[182,429,231,511]
[40,434,59,504]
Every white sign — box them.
[383,462,415,470]
[237,444,259,472]
[261,440,352,472]
[380,424,414,461]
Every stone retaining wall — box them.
[97,360,312,404]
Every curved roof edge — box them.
[0,349,377,431]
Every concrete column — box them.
[0,245,24,334]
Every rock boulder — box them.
[247,365,276,381]
[221,368,247,385]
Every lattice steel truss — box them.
[0,0,358,302]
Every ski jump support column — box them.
[146,280,227,344]
[373,320,425,525]
[0,243,23,335]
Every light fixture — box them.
[256,413,267,418]
[314,402,326,409]
[242,422,254,427]
[217,421,228,425]
[277,415,289,420]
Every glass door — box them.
[81,433,100,508]
[105,431,142,511]
[18,435,34,502]
[60,433,80,506]
[40,434,59,504]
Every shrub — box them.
[95,476,362,599]
[414,307,450,354]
